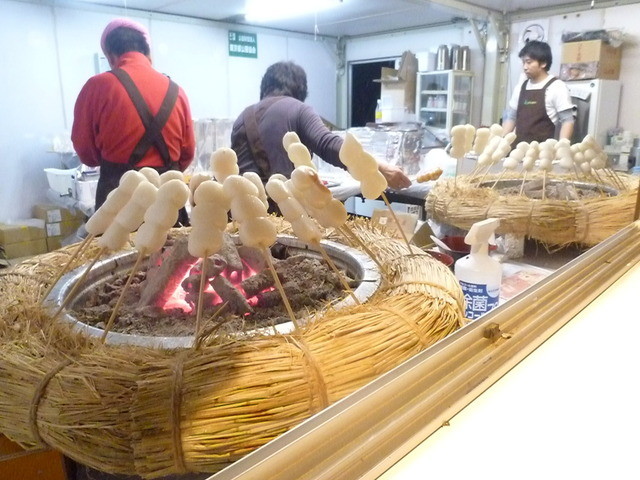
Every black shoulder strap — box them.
[109,68,179,167]
[243,97,284,179]
[543,76,558,91]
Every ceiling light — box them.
[244,0,342,23]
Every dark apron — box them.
[236,96,285,182]
[235,97,284,214]
[94,68,179,211]
[514,77,558,145]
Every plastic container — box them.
[424,249,454,269]
[44,168,76,198]
[454,218,502,320]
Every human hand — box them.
[377,162,412,190]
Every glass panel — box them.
[424,72,448,91]
[452,112,469,125]
[453,75,471,94]
[419,110,447,129]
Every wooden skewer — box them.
[100,251,145,343]
[381,192,413,254]
[572,163,583,182]
[474,164,493,187]
[192,301,229,350]
[39,234,94,305]
[606,168,627,191]
[453,156,461,190]
[490,169,507,189]
[468,163,482,181]
[194,252,209,340]
[542,170,547,201]
[52,246,106,319]
[314,242,360,305]
[262,248,300,332]
[592,169,608,195]
[602,168,619,189]
[337,225,390,281]
[519,170,528,197]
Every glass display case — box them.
[416,70,473,141]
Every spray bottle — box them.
[454,218,502,320]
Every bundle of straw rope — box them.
[426,173,638,247]
[0,220,464,478]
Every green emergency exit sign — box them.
[228,31,257,58]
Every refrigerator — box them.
[566,79,621,147]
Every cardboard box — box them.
[371,208,418,240]
[45,219,82,239]
[46,236,64,252]
[560,39,621,80]
[0,223,45,244]
[3,239,48,259]
[32,204,84,224]
[44,220,83,252]
[374,51,418,114]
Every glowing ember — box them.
[161,260,269,313]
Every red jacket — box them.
[71,52,195,170]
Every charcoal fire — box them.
[60,233,377,342]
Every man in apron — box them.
[502,41,574,144]
[72,18,195,215]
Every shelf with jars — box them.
[416,70,473,141]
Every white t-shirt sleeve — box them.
[548,80,574,113]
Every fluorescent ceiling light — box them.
[245,0,342,22]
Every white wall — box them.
[3,0,640,224]
[507,4,640,136]
[342,24,485,128]
[0,0,338,222]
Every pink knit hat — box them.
[100,18,151,55]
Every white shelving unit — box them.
[416,70,473,141]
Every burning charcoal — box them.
[237,245,267,273]
[219,233,244,273]
[185,291,219,310]
[240,270,276,297]
[206,254,227,276]
[181,274,202,294]
[210,275,253,316]
[138,235,197,308]
[255,290,282,308]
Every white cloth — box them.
[507,74,574,125]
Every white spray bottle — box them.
[454,218,502,320]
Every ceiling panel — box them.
[68,0,640,37]
[67,0,492,37]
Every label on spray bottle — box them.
[459,280,500,320]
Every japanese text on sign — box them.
[229,30,257,58]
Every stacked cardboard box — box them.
[32,204,85,252]
[0,223,47,259]
[559,39,621,81]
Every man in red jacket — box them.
[72,18,195,211]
